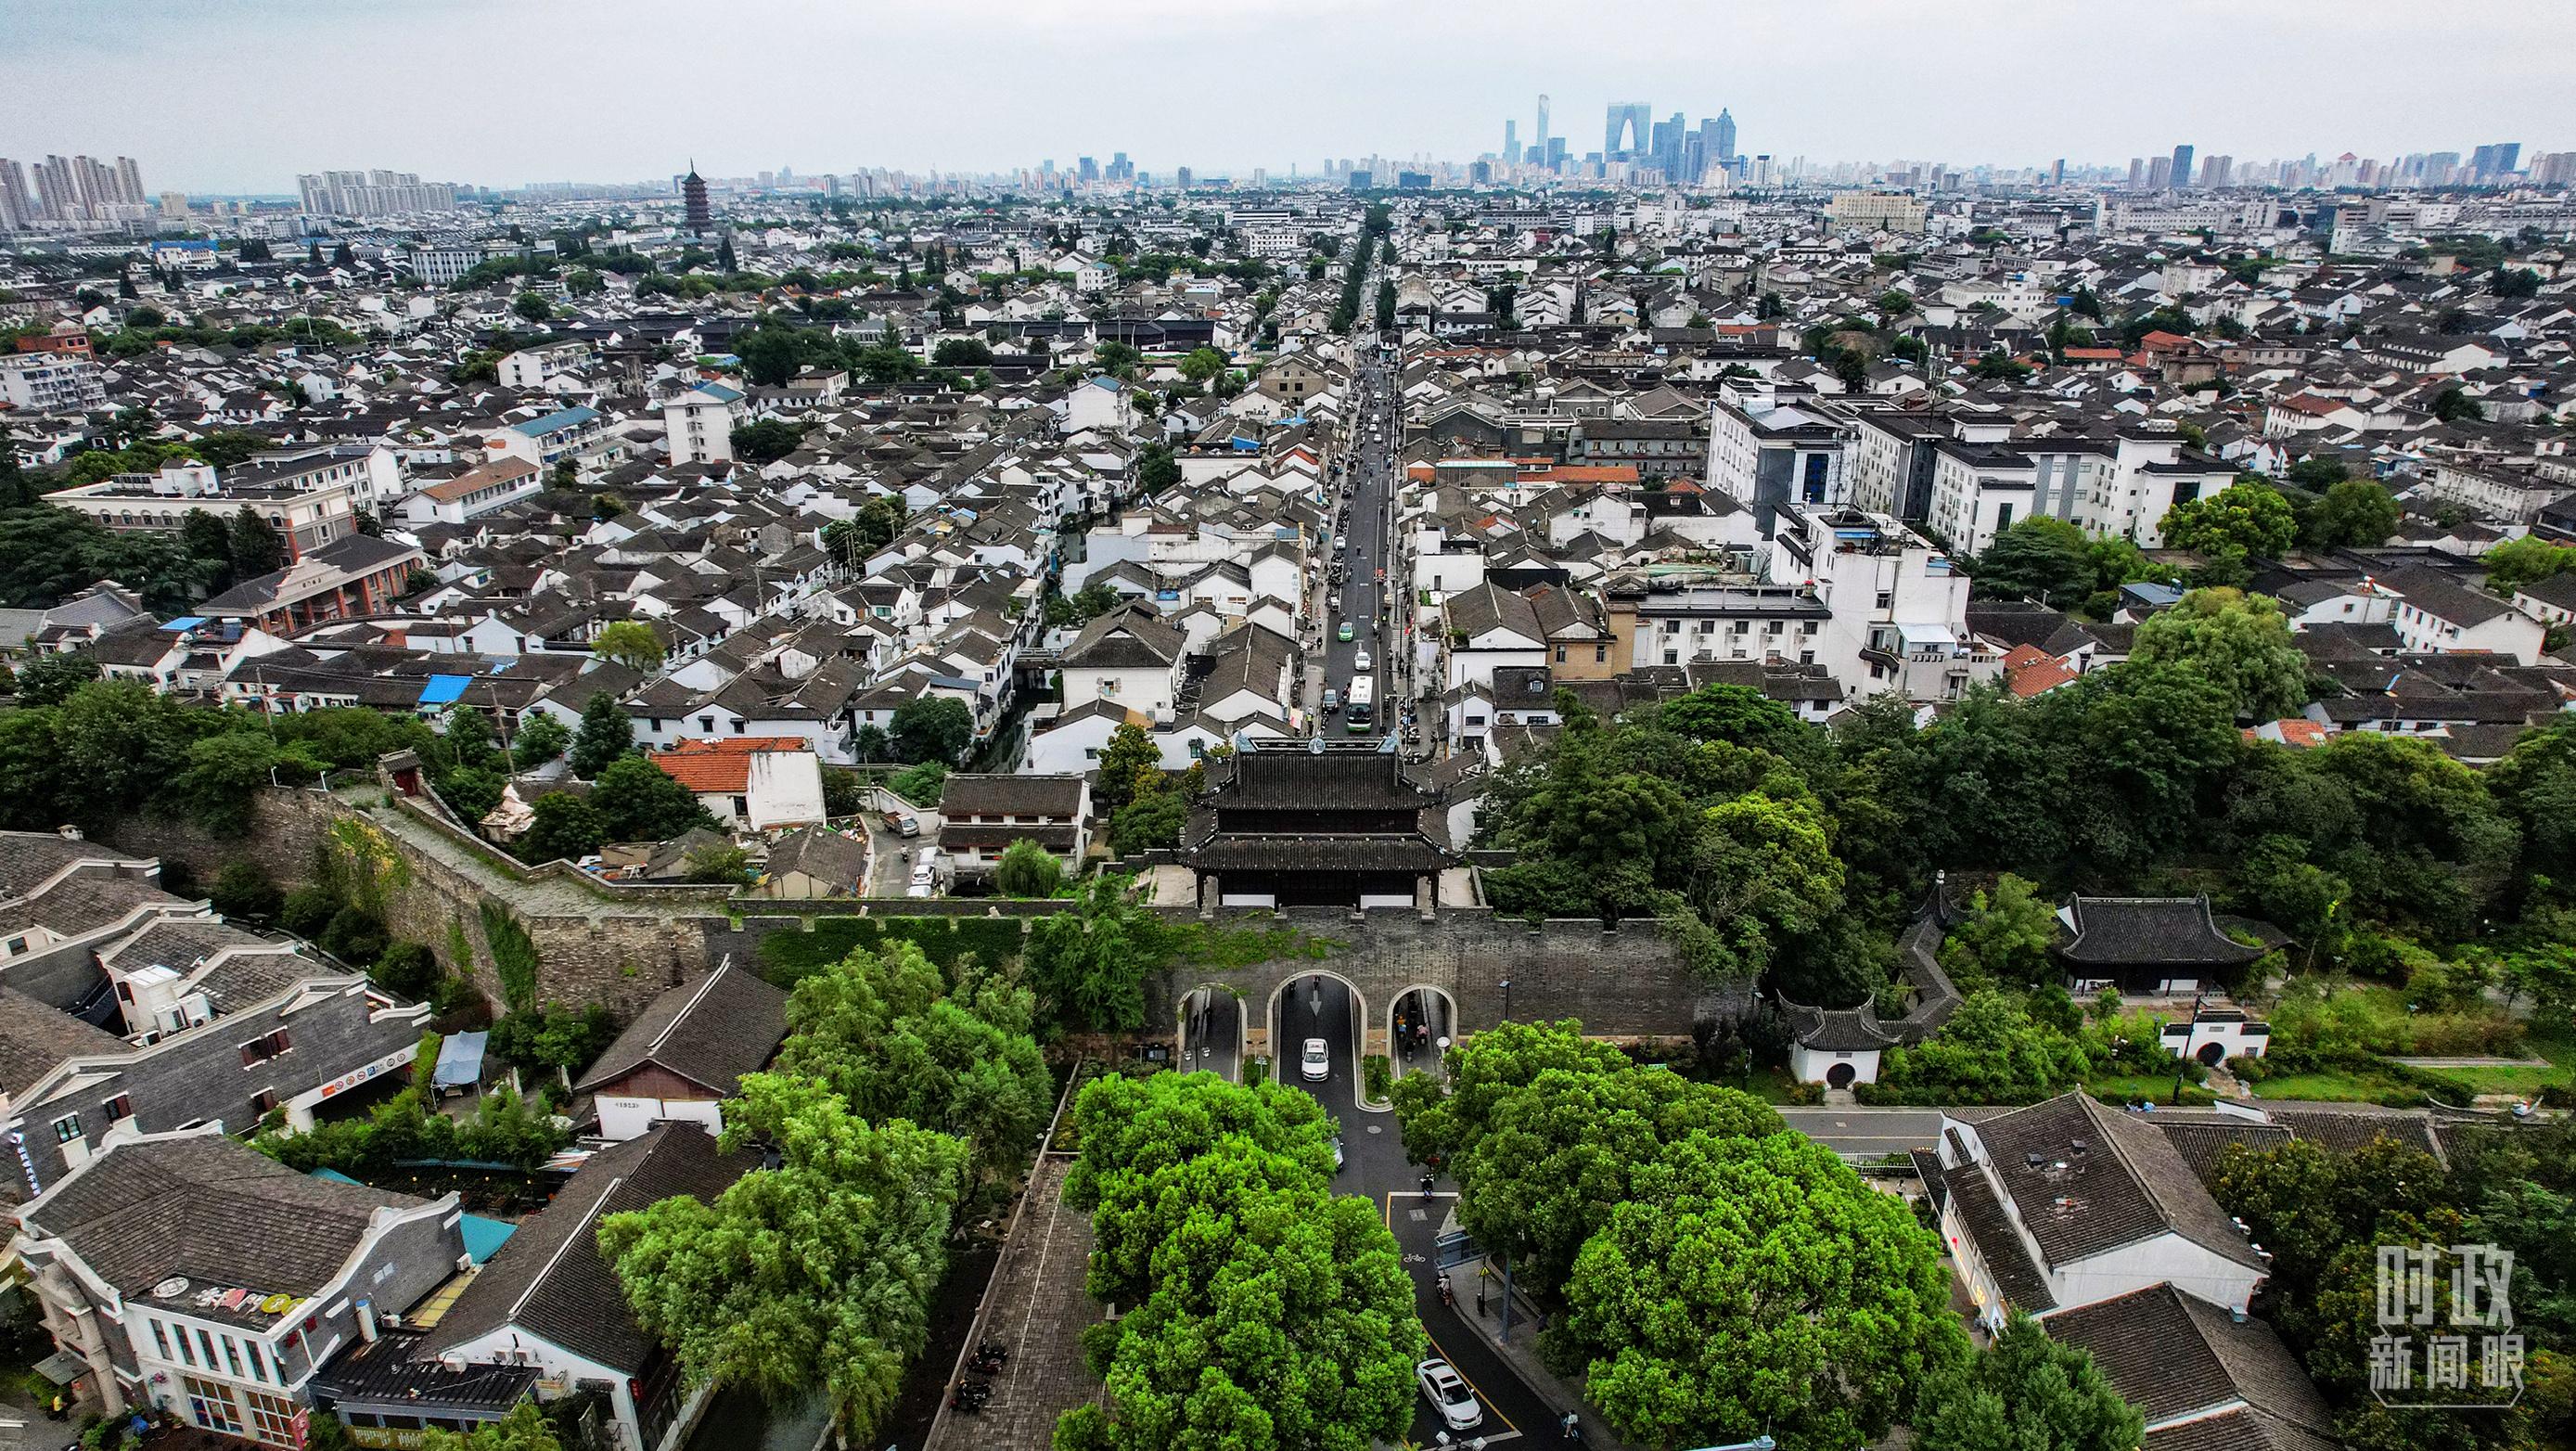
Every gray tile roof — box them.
[0,986,131,1099]
[16,1133,425,1317]
[1973,1092,2270,1272]
[572,960,787,1098]
[418,1124,761,1375]
[2044,1282,2335,1445]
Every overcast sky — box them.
[8,0,2573,193]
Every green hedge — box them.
[755,916,1032,985]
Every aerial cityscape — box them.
[5,6,2576,1451]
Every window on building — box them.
[250,1088,281,1116]
[51,1113,79,1145]
[186,1377,242,1436]
[238,1031,290,1067]
[149,1320,173,1360]
[104,1094,132,1123]
[1553,645,1566,662]
[244,1390,298,1446]
[221,1335,245,1378]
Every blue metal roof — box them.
[514,405,599,437]
[417,674,472,705]
[163,616,207,632]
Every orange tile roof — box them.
[2000,642,2080,698]
[651,736,812,793]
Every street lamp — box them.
[1498,979,1514,1023]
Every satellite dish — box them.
[153,1277,190,1299]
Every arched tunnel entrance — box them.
[1267,970,1366,1103]
[1177,984,1243,1081]
[1389,985,1457,1081]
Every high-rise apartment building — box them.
[2128,158,2145,189]
[2169,145,2194,190]
[296,169,458,217]
[2199,155,2232,189]
[2146,156,2171,189]
[0,160,31,229]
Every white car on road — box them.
[1416,1359,1482,1431]
[1301,1036,1330,1081]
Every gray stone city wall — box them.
[108,791,1732,1040]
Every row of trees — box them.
[1055,1072,1423,1451]
[1391,1021,2139,1451]
[2212,1121,2576,1447]
[601,938,1052,1443]
[1474,651,2576,1013]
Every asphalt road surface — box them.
[1321,318,1402,738]
[1778,1106,1949,1158]
[1259,965,1559,1447]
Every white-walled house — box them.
[663,383,744,466]
[1936,1093,2272,1330]
[418,1124,763,1451]
[571,962,787,1141]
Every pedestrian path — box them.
[330,784,710,919]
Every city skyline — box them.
[7,0,2576,193]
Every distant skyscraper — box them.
[682,163,711,233]
[2127,157,2145,189]
[1535,94,1550,159]
[1504,120,1518,164]
[2051,159,2066,186]
[1714,109,1737,164]
[0,160,30,229]
[2170,145,2195,190]
[1078,156,1099,183]
[2200,155,2232,188]
[2146,156,2172,188]
[1605,102,1651,159]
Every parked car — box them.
[1301,1036,1329,1081]
[1416,1360,1481,1431]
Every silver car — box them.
[1301,1036,1329,1081]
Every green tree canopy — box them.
[1936,873,2059,989]
[773,942,1050,1182]
[590,753,717,841]
[1021,874,1163,1034]
[2129,588,2310,721]
[599,1072,967,1443]
[2484,535,2576,594]
[992,838,1064,897]
[1912,1311,2143,1451]
[1972,517,2095,609]
[1394,1019,1782,1295]
[569,692,634,777]
[727,418,806,465]
[521,791,605,863]
[1056,1072,1418,1451]
[2310,478,2400,549]
[890,695,972,764]
[2159,482,2298,562]
[1547,1129,1968,1450]
[590,619,665,673]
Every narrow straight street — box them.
[1317,310,1405,742]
